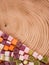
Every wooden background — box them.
[0,0,49,57]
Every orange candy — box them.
[3,45,9,51]
[0,37,3,42]
[0,60,2,63]
[9,45,15,51]
[11,38,18,46]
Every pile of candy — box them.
[0,30,49,65]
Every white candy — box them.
[11,52,14,57]
[6,41,11,44]
[0,44,4,50]
[32,52,38,58]
[24,47,30,53]
[8,35,13,41]
[24,55,29,60]
[19,63,23,65]
[37,55,43,60]
[19,50,24,55]
[5,51,10,56]
[19,55,24,61]
[29,62,34,65]
[0,54,4,60]
[0,31,3,36]
[5,56,9,61]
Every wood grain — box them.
[0,0,49,57]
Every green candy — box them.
[34,60,40,65]
[28,50,33,55]
[10,57,14,61]
[29,55,35,62]
[41,56,48,64]
[15,59,22,65]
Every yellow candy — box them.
[23,60,28,64]
[28,50,33,55]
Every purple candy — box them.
[1,50,5,54]
[40,62,46,65]
[1,33,8,40]
[2,40,6,45]
[9,62,16,65]
[4,62,10,65]
[20,45,25,51]
[13,48,19,54]
[16,41,22,48]
[14,53,19,59]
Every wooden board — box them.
[0,0,49,57]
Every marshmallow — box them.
[8,35,13,41]
[38,55,43,60]
[0,44,4,50]
[5,56,9,61]
[5,51,10,57]
[29,62,34,65]
[32,52,38,58]
[19,50,24,55]
[24,47,30,53]
[0,31,3,36]
[19,55,24,61]
[19,63,23,65]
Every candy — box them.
[19,55,24,61]
[6,41,11,45]
[32,52,38,58]
[8,35,13,41]
[46,63,49,65]
[29,55,35,62]
[41,56,48,64]
[37,55,43,60]
[3,45,9,51]
[9,45,14,51]
[24,47,30,53]
[0,31,3,37]
[19,50,24,55]
[15,59,21,65]
[28,50,33,55]
[29,62,34,65]
[11,52,14,57]
[0,44,4,50]
[0,62,4,65]
[19,63,23,65]
[10,62,16,65]
[24,54,29,60]
[10,57,14,62]
[23,60,28,64]
[13,48,19,54]
[0,60,2,63]
[5,51,10,57]
[2,33,8,40]
[2,40,6,45]
[11,38,18,46]
[0,54,4,60]
[0,37,3,42]
[34,60,40,65]
[1,50,5,54]
[40,62,46,65]
[20,45,25,51]
[4,61,10,65]
[14,53,19,59]
[16,41,22,48]
[5,56,9,61]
